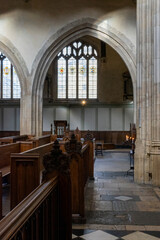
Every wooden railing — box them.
[0,141,72,240]
[0,172,2,220]
[65,133,94,223]
[0,177,59,240]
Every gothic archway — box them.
[31,18,136,136]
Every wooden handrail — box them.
[0,176,58,240]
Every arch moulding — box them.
[31,18,136,136]
[0,35,31,135]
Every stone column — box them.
[135,0,160,186]
[20,79,33,135]
[150,0,160,185]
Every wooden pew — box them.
[0,135,28,145]
[10,139,70,209]
[65,133,94,223]
[0,172,2,220]
[0,142,34,179]
[10,142,55,209]
[0,150,72,240]
[10,136,94,224]
[0,143,20,179]
[30,134,52,147]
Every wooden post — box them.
[42,140,72,240]
[0,171,2,220]
[65,134,86,223]
[84,130,94,180]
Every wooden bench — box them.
[0,171,72,240]
[0,142,34,180]
[10,135,94,223]
[0,172,2,220]
[29,134,53,147]
[0,135,28,145]
[10,141,56,209]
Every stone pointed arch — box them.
[31,18,136,136]
[0,34,30,134]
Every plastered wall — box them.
[43,105,133,131]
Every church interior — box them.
[0,0,160,239]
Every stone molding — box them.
[0,34,29,95]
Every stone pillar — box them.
[150,0,160,186]
[20,80,33,135]
[135,0,160,186]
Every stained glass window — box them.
[57,57,66,98]
[57,41,98,99]
[78,57,87,98]
[89,57,97,98]
[68,57,76,98]
[0,51,21,99]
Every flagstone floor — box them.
[72,150,160,239]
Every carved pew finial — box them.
[84,130,94,142]
[42,140,70,180]
[65,134,82,154]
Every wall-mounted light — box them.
[81,100,86,106]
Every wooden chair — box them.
[95,143,103,156]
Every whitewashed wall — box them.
[0,107,20,131]
[0,104,133,132]
[43,104,134,132]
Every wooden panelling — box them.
[0,135,28,145]
[19,141,34,152]
[31,135,52,148]
[43,130,131,145]
[0,131,20,138]
[11,154,40,209]
[10,142,55,208]
[0,143,20,169]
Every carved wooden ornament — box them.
[65,134,82,154]
[43,140,70,178]
[84,130,94,142]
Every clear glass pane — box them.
[83,46,87,55]
[3,57,11,98]
[78,49,82,56]
[63,47,67,56]
[88,46,92,55]
[73,49,76,56]
[89,57,97,99]
[57,57,66,98]
[68,57,76,98]
[13,67,21,98]
[68,46,71,55]
[73,42,77,48]
[94,49,97,56]
[78,57,87,99]
[78,42,82,48]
